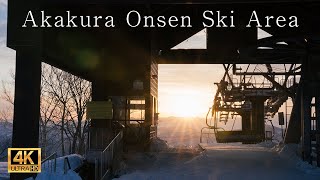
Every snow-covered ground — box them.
[34,154,83,180]
[114,117,320,180]
[117,143,320,180]
[157,117,206,148]
[1,117,319,180]
[0,154,83,180]
[0,162,8,180]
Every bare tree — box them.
[65,74,91,154]
[0,106,12,124]
[41,64,91,155]
[39,65,62,157]
[1,63,91,157]
[1,72,15,106]
[0,77,14,159]
[0,107,12,160]
[41,64,72,156]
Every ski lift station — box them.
[6,0,320,179]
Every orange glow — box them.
[158,65,224,118]
[166,95,205,117]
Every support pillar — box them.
[301,91,312,163]
[315,97,320,167]
[296,53,320,165]
[12,47,41,147]
[11,47,41,180]
[284,84,302,143]
[89,80,113,149]
[251,97,266,140]
[143,94,152,142]
[242,111,251,132]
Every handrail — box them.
[64,157,71,174]
[95,131,123,180]
[102,131,122,153]
[41,152,77,175]
[41,152,56,164]
[41,152,57,173]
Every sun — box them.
[169,95,204,117]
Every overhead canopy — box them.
[7,1,320,81]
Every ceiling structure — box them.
[7,1,320,81]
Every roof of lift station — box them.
[7,0,320,81]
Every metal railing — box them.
[95,131,123,180]
[41,152,57,173]
[89,128,109,150]
[41,152,74,175]
[64,157,72,174]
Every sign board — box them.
[87,101,113,119]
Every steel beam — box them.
[284,83,302,143]
[159,49,302,64]
[262,74,293,97]
[234,72,301,76]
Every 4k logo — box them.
[8,148,41,173]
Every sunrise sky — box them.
[158,64,224,117]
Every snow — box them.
[41,154,83,173]
[116,143,320,180]
[0,162,8,180]
[0,122,83,180]
[34,154,83,180]
[278,144,320,176]
[34,170,81,180]
[114,117,320,180]
[0,154,83,180]
[157,117,206,149]
[1,117,320,180]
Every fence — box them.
[41,152,73,174]
[41,152,57,173]
[95,131,123,180]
